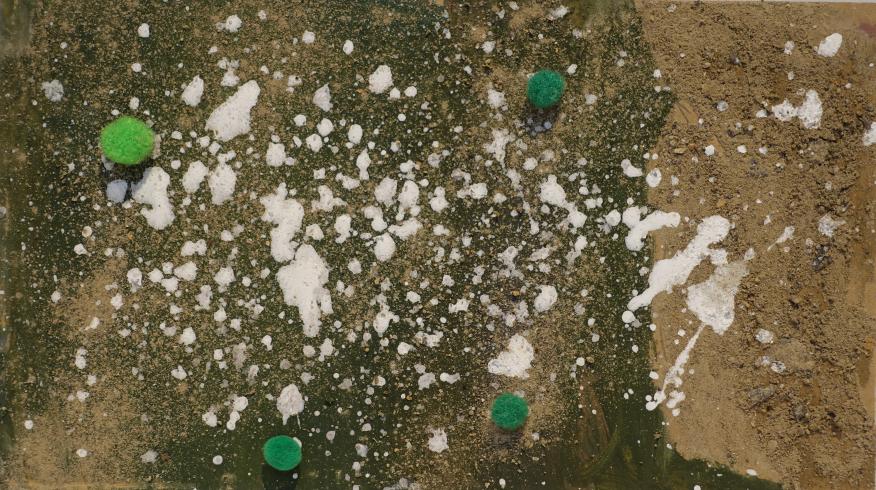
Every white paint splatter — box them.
[488,334,534,379]
[277,245,332,337]
[181,75,204,107]
[427,428,448,453]
[628,216,730,311]
[863,122,876,146]
[818,214,845,237]
[368,65,393,94]
[771,90,822,129]
[622,207,680,252]
[277,384,304,424]
[132,167,175,230]
[816,33,842,57]
[205,80,260,141]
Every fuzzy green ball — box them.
[100,116,154,165]
[526,70,565,109]
[262,435,302,471]
[491,392,529,431]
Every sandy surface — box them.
[640,2,876,488]
[2,1,873,488]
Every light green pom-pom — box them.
[100,116,154,165]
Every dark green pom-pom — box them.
[263,435,302,471]
[526,70,565,109]
[100,116,154,165]
[491,392,529,431]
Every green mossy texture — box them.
[491,392,529,431]
[262,435,302,471]
[526,70,565,109]
[100,116,154,165]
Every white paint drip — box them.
[647,256,750,413]
[368,65,393,94]
[539,175,586,229]
[208,163,236,205]
[646,324,703,412]
[620,159,643,177]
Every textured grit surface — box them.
[639,2,876,489]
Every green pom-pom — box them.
[263,435,302,471]
[491,392,529,431]
[100,116,154,165]
[526,70,565,109]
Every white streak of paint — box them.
[647,256,750,413]
[646,324,704,412]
